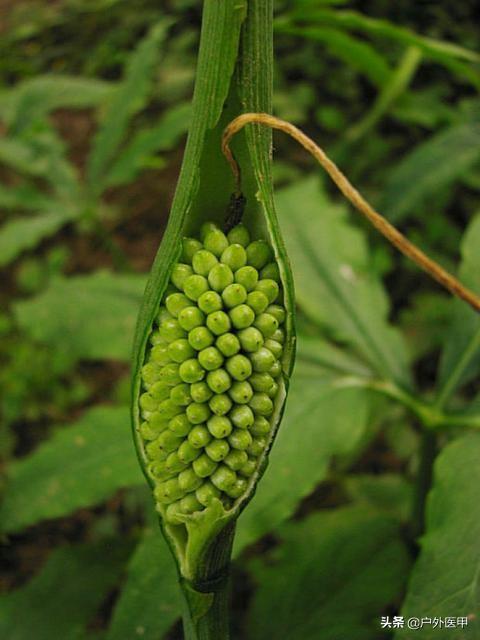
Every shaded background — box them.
[1,1,479,639]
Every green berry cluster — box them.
[139,221,286,524]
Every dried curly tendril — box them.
[138,221,285,524]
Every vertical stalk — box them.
[411,430,437,539]
[180,523,235,640]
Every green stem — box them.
[411,430,437,539]
[180,522,235,640]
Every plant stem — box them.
[411,430,437,539]
[180,522,235,640]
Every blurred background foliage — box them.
[0,1,479,639]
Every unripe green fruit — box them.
[209,393,233,416]
[139,221,288,518]
[216,333,241,357]
[224,449,248,471]
[221,244,247,270]
[192,250,218,276]
[178,306,205,331]
[166,292,191,317]
[182,238,202,264]
[235,265,258,291]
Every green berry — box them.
[227,224,250,247]
[183,274,209,301]
[168,338,195,363]
[159,318,186,342]
[234,266,259,291]
[146,440,169,461]
[190,381,213,403]
[169,413,191,436]
[260,262,280,281]
[251,347,276,373]
[182,237,203,264]
[221,244,247,270]
[203,228,229,257]
[248,436,268,457]
[188,425,211,449]
[166,292,191,317]
[230,405,255,429]
[238,327,264,352]
[188,326,214,351]
[216,333,241,357]
[186,403,211,425]
[254,313,279,338]
[224,449,248,471]
[178,440,202,463]
[165,502,183,524]
[207,415,233,438]
[251,416,271,436]
[228,428,253,451]
[239,458,257,477]
[141,362,161,386]
[269,360,282,378]
[158,430,184,453]
[150,331,165,346]
[266,304,286,325]
[229,304,255,329]
[208,264,234,292]
[226,354,252,381]
[157,399,182,419]
[155,478,183,503]
[140,421,164,441]
[180,494,203,514]
[206,310,231,336]
[196,481,221,506]
[249,372,275,392]
[178,306,205,331]
[192,249,218,276]
[229,381,254,404]
[158,363,182,385]
[246,240,272,269]
[226,477,248,499]
[200,222,219,241]
[198,346,224,371]
[209,393,232,416]
[205,439,230,462]
[211,466,237,491]
[206,369,231,394]
[271,328,285,344]
[255,279,279,304]
[266,381,279,398]
[170,383,191,406]
[150,344,171,366]
[193,454,218,478]
[222,283,247,308]
[178,468,203,492]
[171,263,193,289]
[250,392,274,416]
[264,339,283,359]
[157,308,173,326]
[198,291,223,314]
[246,291,269,315]
[149,381,171,400]
[179,358,205,383]
[165,452,187,474]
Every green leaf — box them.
[234,351,372,551]
[14,272,146,362]
[0,209,77,267]
[345,473,414,523]
[381,123,480,222]
[396,433,480,639]
[107,524,181,640]
[0,183,54,211]
[0,75,114,133]
[248,506,410,640]
[105,102,191,187]
[87,21,171,193]
[0,406,142,533]
[436,214,480,406]
[0,540,131,640]
[286,8,480,88]
[276,25,392,87]
[275,176,412,389]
